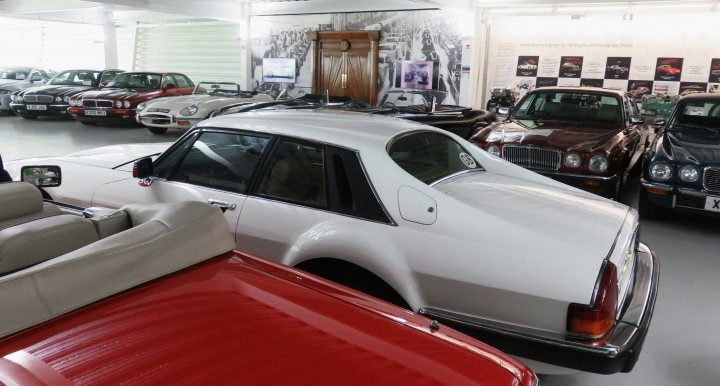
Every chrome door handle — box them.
[208,199,236,211]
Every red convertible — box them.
[0,180,536,386]
[67,72,194,125]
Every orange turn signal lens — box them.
[645,187,669,196]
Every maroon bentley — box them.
[67,72,194,125]
[471,87,650,199]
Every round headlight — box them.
[180,104,198,116]
[69,99,77,107]
[588,155,608,173]
[679,165,699,182]
[10,94,16,101]
[649,161,672,181]
[63,96,70,102]
[564,153,581,168]
[123,101,131,108]
[115,101,122,108]
[55,96,62,103]
[486,144,501,157]
[137,102,147,111]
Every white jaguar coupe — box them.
[6,110,659,375]
[136,81,273,134]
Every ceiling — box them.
[0,0,713,25]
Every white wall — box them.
[0,17,104,71]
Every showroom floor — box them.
[1,115,718,386]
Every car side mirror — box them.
[21,165,61,187]
[164,83,177,90]
[497,107,511,115]
[132,157,154,179]
[653,118,666,133]
[629,116,645,125]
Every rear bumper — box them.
[419,242,659,374]
[539,171,619,198]
[641,180,720,217]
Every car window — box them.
[257,139,327,207]
[167,132,270,193]
[326,146,392,223]
[100,71,119,83]
[514,92,622,123]
[388,132,479,184]
[175,75,192,88]
[107,73,162,89]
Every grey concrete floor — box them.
[1,114,718,385]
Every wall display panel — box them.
[581,78,604,88]
[516,56,539,77]
[486,14,720,101]
[679,81,708,96]
[250,10,464,104]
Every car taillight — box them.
[567,261,618,339]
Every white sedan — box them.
[6,111,658,375]
[136,81,273,134]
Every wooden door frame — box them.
[308,30,381,106]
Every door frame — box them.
[307,30,381,106]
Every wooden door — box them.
[308,31,380,106]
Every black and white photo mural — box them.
[250,10,464,105]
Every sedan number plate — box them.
[705,196,720,213]
[148,108,171,113]
[85,110,107,116]
[26,105,47,110]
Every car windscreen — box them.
[513,92,622,124]
[49,70,101,86]
[668,101,720,141]
[105,73,162,89]
[195,82,240,96]
[388,132,480,184]
[0,68,31,80]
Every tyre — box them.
[638,190,662,219]
[148,127,168,135]
[80,121,96,126]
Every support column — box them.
[241,2,253,90]
[103,11,118,69]
[469,7,490,109]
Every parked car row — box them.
[471,86,720,220]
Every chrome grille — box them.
[704,167,720,192]
[82,100,113,108]
[502,145,561,171]
[24,95,53,103]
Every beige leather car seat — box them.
[0,215,99,275]
[0,182,63,230]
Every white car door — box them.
[236,137,393,262]
[92,130,273,240]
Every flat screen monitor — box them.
[394,60,439,90]
[262,58,296,84]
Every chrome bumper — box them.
[419,242,659,374]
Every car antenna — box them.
[325,89,330,105]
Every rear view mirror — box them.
[21,166,61,187]
[133,157,154,179]
[497,107,511,115]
